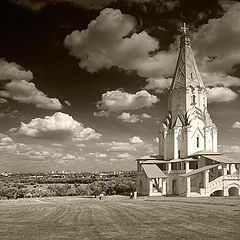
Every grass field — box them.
[0,196,239,240]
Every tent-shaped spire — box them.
[170,23,204,90]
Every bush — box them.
[0,187,18,199]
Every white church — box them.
[136,24,240,197]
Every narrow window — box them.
[192,94,196,104]
[178,150,181,159]
[197,137,199,148]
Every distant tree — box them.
[1,187,18,199]
[16,188,28,198]
[67,187,77,196]
[75,184,90,196]
[89,182,102,196]
[114,183,130,194]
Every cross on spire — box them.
[181,23,189,34]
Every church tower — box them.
[159,24,218,160]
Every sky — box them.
[0,0,240,173]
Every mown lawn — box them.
[0,195,239,240]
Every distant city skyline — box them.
[0,0,240,172]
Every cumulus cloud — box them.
[144,77,172,93]
[97,90,158,112]
[18,112,101,141]
[117,112,140,123]
[0,80,62,110]
[193,3,240,75]
[0,59,33,81]
[232,121,240,128]
[94,110,109,118]
[129,136,143,144]
[202,72,240,87]
[62,153,76,160]
[0,134,14,146]
[65,8,177,78]
[117,112,151,123]
[141,113,151,119]
[207,87,238,103]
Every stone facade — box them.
[136,26,240,197]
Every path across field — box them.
[0,196,239,240]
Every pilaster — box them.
[162,179,167,195]
[186,177,191,197]
[173,127,179,159]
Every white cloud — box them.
[207,87,238,103]
[18,112,101,141]
[64,100,71,106]
[65,8,177,78]
[52,143,64,147]
[202,72,240,87]
[117,153,132,159]
[117,112,140,123]
[89,152,108,158]
[141,113,151,119]
[62,153,77,160]
[0,98,7,104]
[0,134,14,146]
[97,90,158,112]
[0,136,13,143]
[193,3,240,75]
[0,59,33,81]
[130,136,143,144]
[76,143,86,148]
[0,80,62,110]
[94,110,109,117]
[97,141,137,152]
[51,153,63,159]
[144,77,172,93]
[232,121,240,128]
[117,112,152,123]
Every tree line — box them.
[0,177,136,199]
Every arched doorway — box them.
[210,190,223,197]
[172,180,177,195]
[228,187,239,196]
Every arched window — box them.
[192,95,196,104]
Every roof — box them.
[189,150,222,157]
[141,160,168,164]
[170,34,204,91]
[180,164,220,178]
[169,158,197,163]
[136,155,164,161]
[203,155,240,164]
[142,164,167,179]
